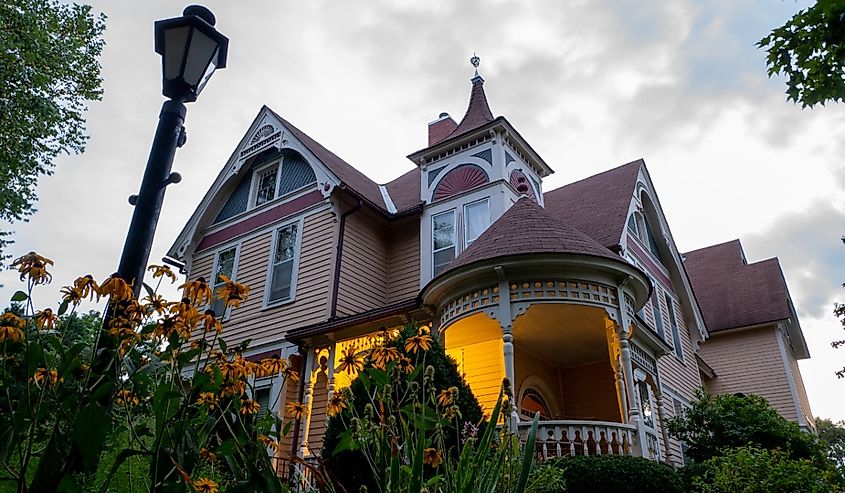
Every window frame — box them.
[250,160,281,208]
[263,218,304,308]
[463,198,490,249]
[432,209,457,277]
[665,292,684,361]
[209,242,241,320]
[650,280,665,341]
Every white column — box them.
[614,358,627,423]
[298,348,317,458]
[619,337,644,457]
[502,331,520,430]
[654,384,673,465]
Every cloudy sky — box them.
[3,0,844,420]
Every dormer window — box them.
[248,150,318,210]
[432,211,456,276]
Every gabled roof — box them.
[683,240,794,333]
[384,168,422,214]
[441,196,621,275]
[543,160,642,250]
[447,75,495,139]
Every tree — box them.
[758,0,845,107]
[816,417,845,469]
[0,0,105,255]
[667,390,823,463]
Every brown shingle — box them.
[683,240,793,332]
[543,160,642,249]
[441,197,621,275]
[384,168,422,214]
[446,76,495,140]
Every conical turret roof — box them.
[447,75,495,139]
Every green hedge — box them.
[534,455,684,493]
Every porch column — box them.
[614,358,627,423]
[619,337,644,456]
[502,331,520,430]
[495,269,520,429]
[297,348,317,458]
[325,342,337,403]
[653,383,673,465]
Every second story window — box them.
[254,165,278,207]
[211,245,238,318]
[464,199,489,248]
[665,293,684,360]
[267,222,300,304]
[432,211,456,276]
[650,283,665,341]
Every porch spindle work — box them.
[519,420,636,459]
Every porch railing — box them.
[518,420,637,459]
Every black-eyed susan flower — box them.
[240,399,261,415]
[142,293,168,316]
[214,274,250,308]
[199,447,217,462]
[260,356,287,375]
[282,366,300,383]
[191,478,218,493]
[370,345,400,369]
[73,275,99,301]
[179,277,212,306]
[257,434,279,451]
[34,308,57,330]
[327,393,346,417]
[286,401,308,420]
[148,264,177,283]
[99,275,134,302]
[0,312,25,329]
[196,392,218,410]
[437,389,453,407]
[115,389,140,407]
[32,368,61,386]
[423,447,443,468]
[198,309,222,334]
[11,252,53,285]
[335,347,365,375]
[0,325,24,343]
[396,356,414,374]
[404,333,432,354]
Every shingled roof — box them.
[441,196,621,275]
[543,160,642,250]
[683,239,793,332]
[447,75,496,139]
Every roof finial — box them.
[470,52,480,77]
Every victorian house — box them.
[166,66,813,468]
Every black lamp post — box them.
[115,5,228,298]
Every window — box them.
[267,223,300,304]
[665,293,684,360]
[627,214,639,237]
[432,211,456,276]
[254,165,278,207]
[464,199,489,248]
[642,215,663,261]
[254,386,271,411]
[650,283,664,340]
[520,388,551,420]
[638,381,654,428]
[211,245,238,318]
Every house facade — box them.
[166,68,813,468]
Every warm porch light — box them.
[154,5,229,103]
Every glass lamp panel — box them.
[163,26,190,80]
[183,28,218,87]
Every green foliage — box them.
[816,417,845,472]
[525,462,566,493]
[687,445,844,493]
[544,455,683,493]
[759,0,845,107]
[321,324,537,493]
[667,389,823,463]
[0,0,105,224]
[0,258,308,492]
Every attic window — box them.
[254,166,277,206]
[249,150,317,209]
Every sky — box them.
[2,0,844,420]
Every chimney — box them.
[428,112,457,146]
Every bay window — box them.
[432,211,456,276]
[464,199,489,248]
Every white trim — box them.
[209,241,241,320]
[263,217,305,309]
[378,184,397,214]
[775,324,807,428]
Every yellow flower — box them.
[258,434,280,451]
[11,252,53,285]
[283,366,300,383]
[335,347,365,376]
[115,389,140,407]
[32,368,61,386]
[148,264,177,283]
[60,285,83,305]
[198,309,222,334]
[0,312,26,329]
[214,274,250,308]
[179,277,213,306]
[154,315,187,339]
[240,399,261,415]
[196,392,218,410]
[74,275,99,301]
[222,380,246,397]
[199,448,217,462]
[99,275,134,302]
[142,293,168,316]
[396,356,414,374]
[0,325,24,343]
[404,333,433,354]
[437,389,453,407]
[191,478,218,493]
[327,393,346,417]
[286,401,308,420]
[370,345,400,369]
[423,447,443,468]
[260,356,287,375]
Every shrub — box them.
[548,455,683,493]
[687,445,844,493]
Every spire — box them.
[447,54,495,139]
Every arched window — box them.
[520,388,551,420]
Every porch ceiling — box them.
[513,304,611,367]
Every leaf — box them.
[57,300,69,316]
[72,403,112,470]
[10,290,27,302]
[98,449,150,493]
[514,412,540,493]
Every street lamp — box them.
[116,5,228,299]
